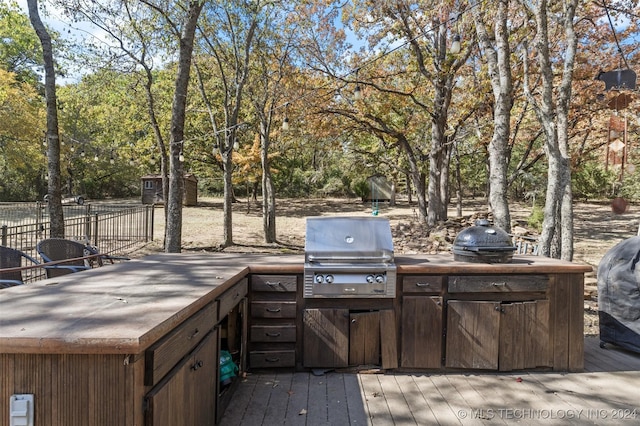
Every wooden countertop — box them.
[0,253,250,354]
[0,252,591,355]
[395,254,593,274]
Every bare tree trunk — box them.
[425,23,457,227]
[141,67,169,248]
[222,148,234,245]
[164,1,204,252]
[522,0,578,260]
[260,122,276,243]
[471,0,513,232]
[427,105,449,226]
[28,0,64,237]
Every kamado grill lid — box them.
[452,219,516,263]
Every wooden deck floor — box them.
[220,336,640,425]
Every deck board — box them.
[358,373,393,425]
[262,372,293,424]
[393,374,439,425]
[283,370,309,425]
[219,336,640,425]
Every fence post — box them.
[92,213,99,247]
[145,205,154,242]
[1,225,7,246]
[84,205,91,242]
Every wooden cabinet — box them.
[445,275,551,371]
[303,308,394,368]
[400,275,444,369]
[303,308,349,368]
[248,275,298,368]
[145,328,218,426]
[401,296,443,368]
[145,303,217,386]
[215,279,248,423]
[144,279,248,426]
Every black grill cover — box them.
[597,236,640,353]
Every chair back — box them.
[37,239,89,278]
[0,246,39,288]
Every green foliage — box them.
[527,204,545,232]
[0,2,42,86]
[617,170,640,201]
[572,162,617,201]
[0,69,46,201]
[351,178,369,199]
[274,168,312,197]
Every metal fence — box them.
[1,203,155,283]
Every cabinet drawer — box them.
[145,303,217,386]
[402,276,444,293]
[448,275,548,293]
[250,350,296,368]
[251,275,297,292]
[217,278,248,322]
[251,324,296,342]
[251,301,297,318]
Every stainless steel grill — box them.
[303,216,397,298]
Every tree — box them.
[0,1,43,86]
[470,0,513,232]
[27,0,64,237]
[140,0,205,252]
[521,0,579,260]
[345,1,474,225]
[0,69,46,200]
[194,0,259,247]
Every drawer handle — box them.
[265,357,280,363]
[416,283,432,288]
[188,328,200,340]
[191,360,204,371]
[266,281,281,286]
[266,307,281,313]
[266,332,281,337]
[492,282,507,287]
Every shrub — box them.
[527,204,544,232]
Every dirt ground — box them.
[139,196,640,336]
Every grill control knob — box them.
[325,275,334,284]
[375,274,385,283]
[315,275,324,284]
[366,275,375,284]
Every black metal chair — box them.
[0,246,41,288]
[36,238,92,278]
[37,238,129,279]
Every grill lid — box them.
[305,216,394,263]
[452,219,515,263]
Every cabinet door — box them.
[145,329,218,426]
[303,308,349,368]
[349,311,380,366]
[401,296,443,368]
[445,301,500,370]
[499,300,551,371]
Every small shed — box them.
[141,174,198,206]
[363,175,393,202]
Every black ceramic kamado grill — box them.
[452,219,516,263]
[303,216,397,298]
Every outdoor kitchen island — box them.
[0,252,591,426]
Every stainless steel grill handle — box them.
[307,254,393,262]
